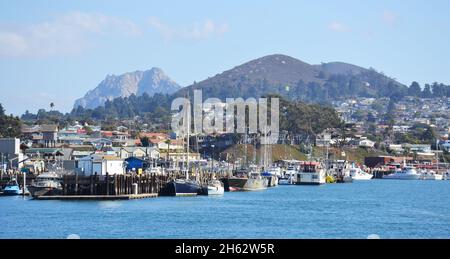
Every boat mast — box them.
[244,126,248,168]
[186,94,190,180]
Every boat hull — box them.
[278,177,295,185]
[421,175,443,180]
[227,177,268,191]
[383,174,421,180]
[263,175,278,187]
[29,186,62,198]
[206,186,224,195]
[2,187,21,195]
[226,178,248,192]
[242,177,268,191]
[159,180,200,196]
[296,182,324,186]
[352,175,374,180]
[297,173,326,185]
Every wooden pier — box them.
[1,171,222,200]
[34,193,158,200]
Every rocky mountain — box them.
[74,67,181,109]
[175,54,406,101]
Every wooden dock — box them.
[34,193,158,200]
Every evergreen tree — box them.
[408,81,421,96]
[422,84,432,98]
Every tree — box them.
[408,81,421,97]
[50,102,55,110]
[0,103,4,116]
[0,104,22,138]
[422,84,432,98]
[83,126,93,135]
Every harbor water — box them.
[1,180,449,239]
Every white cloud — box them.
[382,11,397,26]
[0,11,141,57]
[148,17,229,41]
[328,21,350,33]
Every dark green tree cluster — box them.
[408,81,450,98]
[394,123,437,144]
[70,93,173,125]
[289,70,408,103]
[0,103,22,138]
[278,97,342,136]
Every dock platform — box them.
[34,194,158,200]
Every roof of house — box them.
[40,125,59,132]
[80,154,123,161]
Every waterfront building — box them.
[0,138,23,169]
[77,154,125,176]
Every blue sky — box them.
[1,0,450,115]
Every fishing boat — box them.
[28,172,63,198]
[266,166,282,178]
[296,162,326,185]
[420,170,443,180]
[383,166,421,180]
[203,179,224,195]
[348,167,373,180]
[261,171,278,187]
[244,172,268,191]
[2,178,21,195]
[278,166,297,185]
[262,166,281,187]
[444,171,450,180]
[227,168,268,191]
[159,178,201,196]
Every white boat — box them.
[297,162,326,185]
[28,172,63,198]
[444,171,450,180]
[420,170,443,180]
[206,180,224,195]
[278,166,297,185]
[349,167,373,180]
[267,166,282,178]
[383,166,421,180]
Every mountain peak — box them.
[175,53,405,101]
[74,68,181,109]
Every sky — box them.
[1,0,450,115]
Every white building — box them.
[77,154,125,176]
[359,139,376,148]
[0,138,24,169]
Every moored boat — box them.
[349,167,373,180]
[28,172,63,198]
[420,170,443,180]
[278,166,298,185]
[159,178,201,196]
[296,162,326,185]
[383,166,421,180]
[2,178,21,195]
[207,180,225,195]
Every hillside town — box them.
[2,96,450,180]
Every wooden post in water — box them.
[75,173,79,195]
[22,172,26,196]
[89,175,94,195]
[113,175,117,195]
[106,172,109,195]
[63,174,67,195]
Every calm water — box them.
[1,180,449,239]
